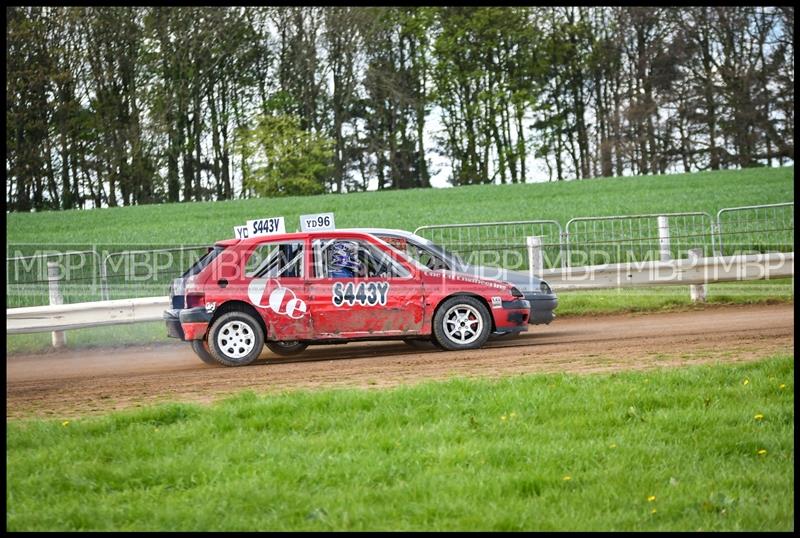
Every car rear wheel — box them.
[266,340,308,356]
[208,311,264,367]
[191,339,218,365]
[432,296,491,351]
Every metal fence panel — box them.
[414,220,564,270]
[716,202,794,256]
[564,212,715,267]
[5,247,102,308]
[7,201,792,309]
[100,245,212,300]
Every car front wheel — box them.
[432,296,492,351]
[208,311,265,367]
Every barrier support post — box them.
[527,236,543,280]
[657,216,671,262]
[688,248,707,303]
[47,262,66,348]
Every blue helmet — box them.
[329,241,362,273]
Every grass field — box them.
[7,166,793,246]
[6,355,794,531]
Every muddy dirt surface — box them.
[6,303,794,419]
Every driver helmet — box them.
[329,240,362,273]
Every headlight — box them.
[539,281,551,294]
[510,286,524,298]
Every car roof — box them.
[214,229,389,247]
[340,228,424,239]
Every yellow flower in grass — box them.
[500,415,507,421]
[742,378,750,385]
[757,449,767,456]
[779,384,786,389]
[754,414,764,421]
[61,420,69,427]
[563,476,572,481]
[651,508,657,514]
[647,495,656,502]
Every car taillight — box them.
[186,293,205,308]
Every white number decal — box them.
[299,212,335,232]
[245,217,286,237]
[331,281,390,307]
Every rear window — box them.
[182,246,225,278]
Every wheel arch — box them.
[431,292,496,333]
[209,300,269,340]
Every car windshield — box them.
[412,235,465,267]
[375,237,429,272]
[379,233,466,270]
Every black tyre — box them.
[266,340,309,356]
[489,330,521,341]
[191,339,218,366]
[402,337,436,349]
[432,295,492,351]
[207,311,265,367]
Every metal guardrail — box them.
[541,251,793,291]
[7,296,170,334]
[6,252,793,335]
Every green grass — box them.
[7,355,794,531]
[7,166,793,246]
[556,277,794,316]
[6,321,171,355]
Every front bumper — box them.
[495,299,531,332]
[163,307,213,341]
[524,293,558,325]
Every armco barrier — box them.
[541,252,793,290]
[7,296,170,334]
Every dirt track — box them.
[6,303,794,419]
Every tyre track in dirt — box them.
[6,303,794,419]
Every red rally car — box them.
[164,230,530,366]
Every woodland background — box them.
[6,6,794,211]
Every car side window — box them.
[313,239,411,279]
[245,241,304,278]
[379,235,448,270]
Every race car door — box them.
[241,239,314,340]
[307,238,425,338]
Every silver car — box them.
[351,228,557,327]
